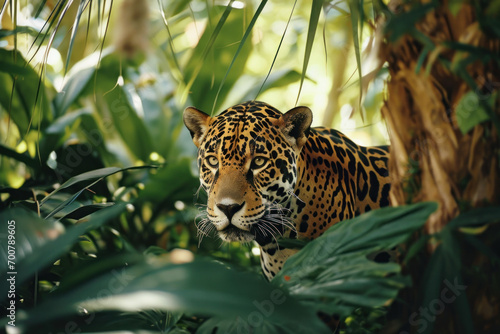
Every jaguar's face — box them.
[183,102,312,245]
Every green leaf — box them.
[0,26,39,39]
[446,206,500,229]
[183,2,253,112]
[40,167,121,205]
[103,85,155,162]
[277,237,309,250]
[0,49,52,135]
[53,64,96,116]
[0,204,126,294]
[60,202,116,220]
[448,0,464,16]
[198,316,303,334]
[419,229,473,334]
[45,109,93,134]
[139,158,198,204]
[236,69,303,103]
[0,142,38,168]
[349,0,364,120]
[384,1,438,42]
[40,165,157,207]
[455,91,494,134]
[296,0,322,105]
[14,260,329,333]
[212,0,267,113]
[180,2,234,109]
[273,202,437,317]
[0,58,31,75]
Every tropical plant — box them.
[0,0,499,333]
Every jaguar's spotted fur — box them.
[184,101,391,280]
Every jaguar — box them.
[184,101,391,280]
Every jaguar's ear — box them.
[279,106,312,148]
[183,107,211,147]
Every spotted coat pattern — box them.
[183,101,391,280]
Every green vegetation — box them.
[1,0,499,333]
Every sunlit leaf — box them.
[181,2,235,108]
[296,0,322,105]
[348,0,364,120]
[212,0,267,113]
[65,0,90,74]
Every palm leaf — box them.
[212,0,268,114]
[296,0,323,105]
[180,1,234,106]
[255,0,298,100]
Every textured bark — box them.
[381,1,499,233]
[380,0,500,332]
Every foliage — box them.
[0,176,436,333]
[0,0,499,333]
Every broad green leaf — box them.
[0,203,126,294]
[52,48,113,117]
[0,49,52,135]
[455,91,494,134]
[76,51,155,161]
[53,65,96,116]
[0,26,39,39]
[14,260,329,333]
[135,78,173,156]
[139,158,198,205]
[0,208,63,276]
[0,142,38,168]
[45,108,93,134]
[40,165,157,207]
[60,202,116,220]
[419,228,473,334]
[198,316,305,334]
[0,58,31,75]
[103,85,154,162]
[40,167,122,205]
[274,202,438,317]
[277,237,309,250]
[446,206,500,229]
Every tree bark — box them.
[380,0,500,332]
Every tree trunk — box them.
[380,0,500,332]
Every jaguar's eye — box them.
[205,155,219,168]
[250,157,268,170]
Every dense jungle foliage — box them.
[0,0,499,333]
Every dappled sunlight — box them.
[0,0,498,333]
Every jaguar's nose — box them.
[216,202,245,222]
